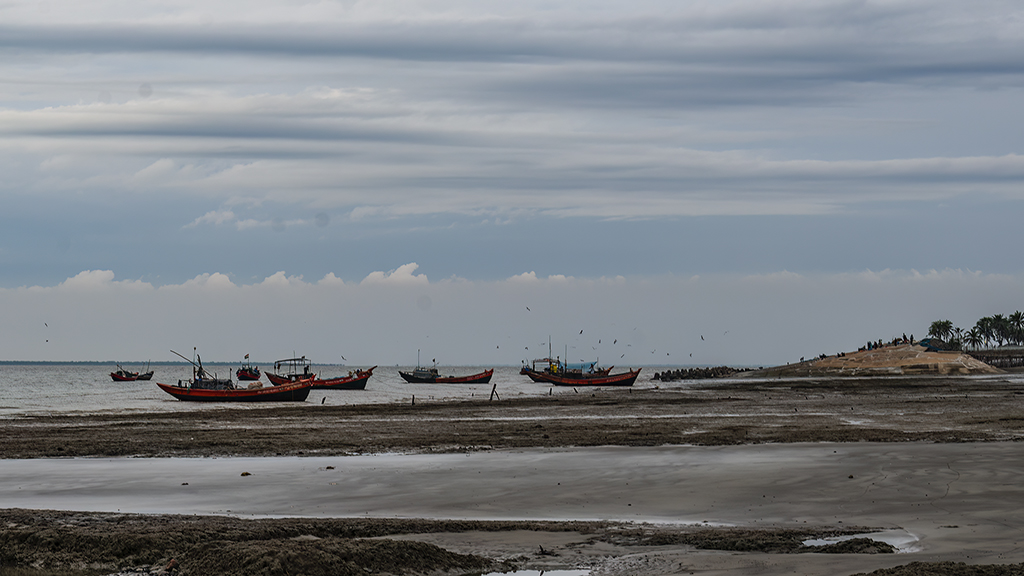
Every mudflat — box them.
[2,375,1024,576]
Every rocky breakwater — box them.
[653,366,749,381]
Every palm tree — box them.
[992,314,1010,347]
[928,320,954,342]
[976,317,994,349]
[950,326,965,350]
[966,327,984,351]
[1010,311,1024,346]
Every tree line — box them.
[928,312,1024,351]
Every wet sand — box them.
[3,375,1024,575]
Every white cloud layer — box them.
[4,266,1021,366]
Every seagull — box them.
[613,339,617,344]
[701,335,704,341]
[526,306,531,311]
[44,323,47,327]
[340,355,346,361]
[580,329,584,334]
[621,354,625,358]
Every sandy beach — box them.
[3,374,1024,575]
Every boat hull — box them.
[236,368,261,381]
[136,371,154,381]
[524,368,641,386]
[399,369,493,384]
[156,380,312,402]
[311,366,376,390]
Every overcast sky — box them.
[2,0,1023,365]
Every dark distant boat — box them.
[311,366,377,390]
[110,365,139,381]
[157,349,312,402]
[399,367,493,384]
[397,350,492,383]
[236,355,261,381]
[110,362,154,382]
[266,356,315,385]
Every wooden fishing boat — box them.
[399,367,493,384]
[110,363,154,381]
[158,349,312,402]
[157,379,312,402]
[110,366,139,381]
[525,367,641,387]
[311,366,376,390]
[236,355,261,381]
[266,356,314,385]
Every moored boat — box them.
[399,367,493,384]
[157,379,312,402]
[111,362,154,381]
[525,367,641,387]
[157,349,313,402]
[110,365,139,381]
[266,356,314,385]
[311,366,377,390]
[236,354,261,381]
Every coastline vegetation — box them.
[928,311,1024,351]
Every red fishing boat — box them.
[157,379,312,402]
[158,349,312,402]
[236,354,261,381]
[525,367,641,387]
[310,366,376,389]
[399,367,493,384]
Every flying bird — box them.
[621,354,625,358]
[580,329,584,334]
[613,339,617,344]
[44,323,47,327]
[526,306,531,311]
[701,335,704,341]
[340,355,346,361]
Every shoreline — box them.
[2,375,1023,459]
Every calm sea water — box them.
[0,363,673,419]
